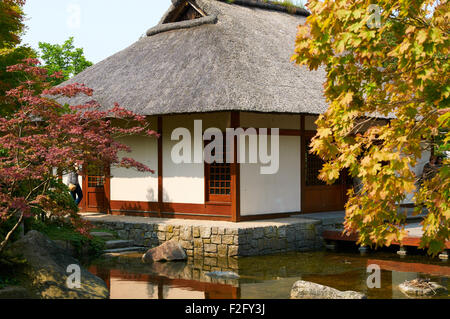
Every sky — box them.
[22,0,172,64]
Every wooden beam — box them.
[158,116,163,216]
[230,111,241,222]
[240,128,302,136]
[104,165,111,214]
[300,114,305,214]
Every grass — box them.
[0,276,20,289]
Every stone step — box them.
[105,240,135,249]
[103,246,147,254]
[90,231,115,240]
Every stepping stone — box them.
[103,247,147,254]
[90,231,115,240]
[102,251,143,258]
[105,240,135,249]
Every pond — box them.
[88,248,449,299]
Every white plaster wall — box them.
[110,136,158,202]
[240,136,301,215]
[162,113,230,204]
[109,279,159,299]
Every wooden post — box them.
[230,111,241,222]
[158,116,163,216]
[300,114,305,214]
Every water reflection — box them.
[89,251,449,299]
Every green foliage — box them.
[0,276,19,289]
[29,219,105,259]
[0,249,26,288]
[0,0,25,48]
[293,0,449,255]
[0,217,22,249]
[0,0,36,115]
[38,37,93,85]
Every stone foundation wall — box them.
[91,219,324,257]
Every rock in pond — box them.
[142,240,187,263]
[8,230,109,299]
[290,280,366,299]
[399,279,447,297]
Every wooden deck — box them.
[323,228,450,249]
[367,259,450,277]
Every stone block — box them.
[193,227,200,238]
[117,230,128,239]
[253,228,264,239]
[222,235,234,245]
[211,235,222,244]
[277,226,287,238]
[200,227,212,239]
[181,226,193,241]
[204,244,217,253]
[157,232,166,241]
[194,238,203,248]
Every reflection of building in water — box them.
[89,256,241,299]
[89,253,450,299]
[98,270,240,299]
[368,258,450,299]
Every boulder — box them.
[53,240,77,257]
[142,240,187,263]
[0,286,36,299]
[8,230,109,299]
[399,279,447,297]
[290,280,366,299]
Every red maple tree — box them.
[0,59,158,252]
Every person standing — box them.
[68,166,83,205]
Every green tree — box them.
[38,37,93,85]
[0,0,36,115]
[292,0,449,255]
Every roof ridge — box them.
[217,0,310,17]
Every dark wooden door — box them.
[302,134,350,213]
[204,139,232,203]
[82,165,109,213]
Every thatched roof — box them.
[58,0,329,116]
